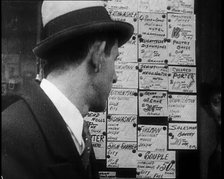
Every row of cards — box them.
[108,89,196,119]
[106,0,194,14]
[113,64,196,92]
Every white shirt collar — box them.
[40,78,84,145]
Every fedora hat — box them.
[33,1,134,59]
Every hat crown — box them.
[42,1,105,26]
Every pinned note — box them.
[138,125,167,151]
[139,91,168,116]
[84,112,106,159]
[107,141,137,168]
[168,123,197,150]
[108,88,138,115]
[106,0,138,12]
[167,0,194,14]
[138,0,167,13]
[168,13,196,41]
[139,12,167,40]
[139,63,168,90]
[113,62,138,89]
[168,94,197,122]
[168,66,196,93]
[99,171,116,179]
[117,33,138,62]
[107,115,137,141]
[137,151,176,178]
[139,38,168,64]
[167,39,195,65]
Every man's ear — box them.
[90,41,106,72]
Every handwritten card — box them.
[117,33,138,62]
[108,88,138,115]
[139,38,168,64]
[113,62,138,89]
[167,0,194,14]
[107,141,137,168]
[168,14,196,41]
[137,151,176,178]
[168,94,197,122]
[139,12,167,40]
[138,125,167,151]
[139,64,168,90]
[106,0,138,12]
[99,171,116,179]
[138,0,167,13]
[167,39,195,65]
[168,66,197,93]
[168,123,197,150]
[139,91,168,117]
[84,112,106,159]
[107,115,137,141]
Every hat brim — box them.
[33,21,134,59]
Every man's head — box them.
[33,1,133,113]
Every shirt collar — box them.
[40,78,84,145]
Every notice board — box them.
[84,0,197,178]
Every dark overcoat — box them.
[2,81,99,179]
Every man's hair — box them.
[43,32,117,77]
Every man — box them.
[2,1,134,178]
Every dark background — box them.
[1,0,222,179]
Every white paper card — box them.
[168,66,196,93]
[138,0,167,13]
[107,142,137,168]
[108,88,138,115]
[137,151,176,178]
[168,123,197,150]
[84,112,106,159]
[139,12,167,39]
[139,64,168,90]
[99,171,116,179]
[168,13,196,41]
[138,125,167,151]
[139,38,168,64]
[168,94,197,122]
[106,0,138,12]
[167,0,194,14]
[113,62,138,89]
[117,33,138,62]
[167,39,195,65]
[107,115,137,141]
[139,91,168,117]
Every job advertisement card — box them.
[168,66,196,93]
[168,123,197,150]
[139,63,168,90]
[99,171,116,179]
[107,141,137,168]
[138,38,168,64]
[168,13,196,41]
[139,91,168,117]
[167,0,194,14]
[168,94,197,122]
[113,62,138,89]
[138,0,167,13]
[107,115,137,142]
[108,88,138,115]
[136,151,176,178]
[117,33,138,63]
[138,125,167,151]
[167,39,195,65]
[106,0,138,12]
[84,112,106,159]
[139,12,167,40]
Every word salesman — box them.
[2,1,133,178]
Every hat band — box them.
[41,6,112,40]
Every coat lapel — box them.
[22,80,85,172]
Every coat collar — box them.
[22,80,85,170]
